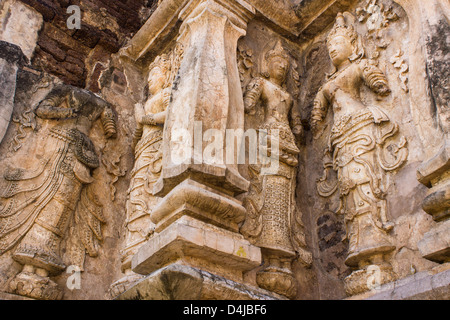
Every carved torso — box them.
[141,87,171,138]
[260,79,293,126]
[321,62,366,121]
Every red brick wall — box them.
[19,0,157,88]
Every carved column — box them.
[417,144,450,263]
[0,0,42,146]
[155,0,253,196]
[0,41,26,146]
[125,0,273,299]
[392,0,450,264]
[392,0,448,156]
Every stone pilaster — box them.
[117,0,279,300]
[0,41,27,147]
[417,141,450,263]
[394,0,450,265]
[0,0,42,147]
[154,0,253,197]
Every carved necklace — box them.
[327,59,353,81]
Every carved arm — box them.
[140,90,170,126]
[290,103,304,138]
[361,60,391,96]
[244,77,264,115]
[35,96,77,120]
[101,105,117,139]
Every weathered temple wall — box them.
[0,0,155,299]
[0,0,448,300]
[1,0,156,88]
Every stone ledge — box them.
[294,0,359,40]
[418,219,450,263]
[132,215,261,280]
[151,179,247,233]
[347,265,450,300]
[117,263,286,300]
[417,141,450,188]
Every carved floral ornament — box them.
[355,0,410,92]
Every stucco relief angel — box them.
[109,44,184,298]
[241,40,311,299]
[0,84,117,300]
[311,12,408,295]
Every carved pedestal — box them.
[117,264,286,300]
[417,141,450,263]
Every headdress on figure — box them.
[327,12,365,62]
[261,40,291,83]
[147,53,172,87]
[265,40,290,62]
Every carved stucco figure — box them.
[109,45,184,298]
[0,84,117,300]
[311,12,408,296]
[241,40,310,299]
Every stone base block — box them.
[8,271,63,300]
[117,263,286,300]
[347,265,450,300]
[417,141,450,221]
[344,264,396,297]
[418,219,450,263]
[132,216,261,282]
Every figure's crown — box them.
[327,12,358,44]
[149,54,170,74]
[265,40,290,61]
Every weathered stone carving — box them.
[0,84,117,300]
[241,40,310,299]
[109,45,184,298]
[238,45,254,89]
[389,49,409,93]
[102,154,127,202]
[356,0,399,53]
[0,0,448,302]
[417,143,450,263]
[9,73,54,153]
[0,41,28,149]
[311,12,408,296]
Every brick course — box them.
[19,0,158,88]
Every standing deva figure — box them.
[0,84,117,300]
[311,12,408,296]
[109,45,184,298]
[241,40,305,299]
